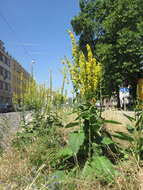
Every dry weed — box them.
[0,147,30,188]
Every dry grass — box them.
[102,110,135,132]
[0,147,30,189]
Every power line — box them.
[0,9,34,61]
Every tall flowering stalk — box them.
[65,31,101,102]
[61,32,104,159]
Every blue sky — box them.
[0,0,79,96]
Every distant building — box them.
[11,58,32,104]
[0,40,12,104]
[0,40,32,105]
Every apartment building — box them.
[11,58,31,104]
[0,40,32,105]
[0,40,12,104]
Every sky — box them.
[0,0,80,96]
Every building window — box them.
[3,70,8,80]
[0,66,3,76]
[0,80,3,89]
[5,82,8,91]
[5,58,7,65]
[0,53,3,62]
[7,59,10,67]
[8,71,11,80]
[2,56,5,63]
[8,83,11,92]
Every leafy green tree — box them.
[71,0,143,104]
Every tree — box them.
[71,0,143,104]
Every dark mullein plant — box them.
[57,32,121,183]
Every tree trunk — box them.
[116,88,120,108]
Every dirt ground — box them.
[102,110,135,132]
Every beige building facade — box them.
[0,40,31,105]
[0,40,12,104]
[11,59,31,104]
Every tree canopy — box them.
[71,0,143,99]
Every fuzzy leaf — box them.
[82,156,117,182]
[68,132,84,154]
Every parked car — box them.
[0,104,8,113]
[0,104,15,113]
[6,104,15,112]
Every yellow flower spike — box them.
[68,31,77,59]
[86,44,93,63]
[62,31,102,101]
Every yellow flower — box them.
[63,31,102,101]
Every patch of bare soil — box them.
[102,110,135,132]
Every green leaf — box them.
[82,156,117,182]
[17,133,34,138]
[68,132,84,154]
[82,160,90,176]
[77,111,90,120]
[139,137,143,144]
[102,137,113,145]
[58,147,73,157]
[65,122,79,128]
[126,124,134,133]
[92,143,103,155]
[104,120,122,125]
[113,131,134,142]
[123,114,135,122]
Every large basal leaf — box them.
[82,156,117,182]
[68,132,85,154]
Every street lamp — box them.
[31,60,35,78]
